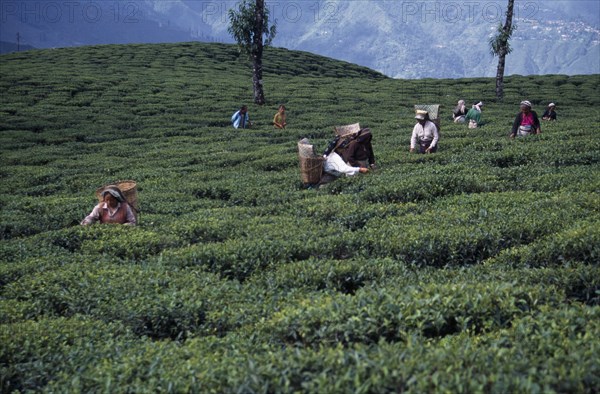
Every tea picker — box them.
[297,123,369,188]
[410,106,440,154]
[81,180,138,226]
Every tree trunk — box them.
[252,0,266,105]
[252,55,264,105]
[496,0,514,100]
[495,48,507,100]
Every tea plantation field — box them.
[1,42,599,393]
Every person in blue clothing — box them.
[232,105,252,129]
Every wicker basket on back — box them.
[334,123,361,137]
[96,180,139,218]
[297,139,324,185]
[414,105,441,132]
[332,123,361,158]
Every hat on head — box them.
[520,100,532,108]
[548,103,555,107]
[415,110,428,120]
[101,186,125,202]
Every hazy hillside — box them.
[2,0,599,78]
[272,0,600,78]
[0,40,35,53]
[1,42,599,393]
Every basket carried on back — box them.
[299,156,325,184]
[334,123,361,137]
[297,139,324,185]
[414,105,441,132]
[96,180,139,218]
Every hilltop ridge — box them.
[0,41,386,79]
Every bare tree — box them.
[489,0,516,100]
[228,0,277,105]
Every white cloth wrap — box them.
[323,152,361,177]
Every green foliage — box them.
[228,0,277,57]
[0,42,599,392]
[489,23,517,57]
[1,316,137,393]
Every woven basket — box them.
[334,123,361,137]
[299,156,324,184]
[96,180,139,216]
[298,139,317,158]
[414,105,439,119]
[415,104,441,131]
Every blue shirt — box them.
[232,110,249,129]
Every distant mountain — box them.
[2,0,599,78]
[0,40,35,53]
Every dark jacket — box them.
[511,111,541,136]
[542,109,557,120]
[453,106,468,117]
[339,130,375,167]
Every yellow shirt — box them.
[273,112,286,128]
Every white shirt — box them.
[323,152,361,177]
[410,120,439,149]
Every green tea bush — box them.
[486,219,600,269]
[8,306,596,394]
[246,257,417,294]
[520,265,600,305]
[354,192,593,267]
[258,281,562,348]
[0,316,136,393]
[1,261,244,339]
[78,226,180,260]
